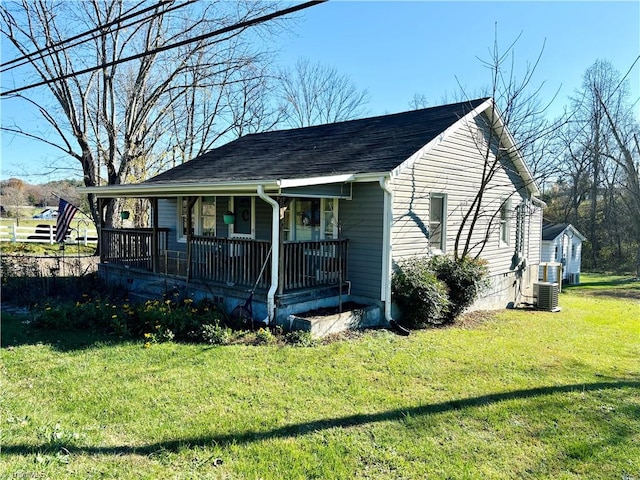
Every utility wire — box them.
[1,0,326,97]
[2,0,201,74]
[1,0,180,71]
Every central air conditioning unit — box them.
[535,282,560,312]
[569,272,580,285]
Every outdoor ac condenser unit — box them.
[535,282,560,312]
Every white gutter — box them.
[257,185,279,325]
[531,196,547,208]
[379,176,393,325]
[278,173,355,188]
[80,180,281,198]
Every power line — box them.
[1,0,179,71]
[1,0,326,97]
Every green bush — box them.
[253,327,276,345]
[200,323,233,345]
[33,295,226,342]
[392,255,489,328]
[33,298,132,336]
[284,329,316,347]
[429,255,489,322]
[391,257,450,327]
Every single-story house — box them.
[539,222,586,284]
[83,97,544,330]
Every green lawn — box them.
[1,274,638,479]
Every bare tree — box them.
[0,179,27,217]
[276,57,370,128]
[451,32,563,261]
[1,0,287,227]
[554,60,636,269]
[596,86,640,276]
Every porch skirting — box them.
[98,263,376,328]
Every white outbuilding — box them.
[539,222,586,285]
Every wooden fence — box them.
[0,224,98,245]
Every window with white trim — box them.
[514,203,525,256]
[429,193,447,252]
[229,196,254,239]
[177,196,200,242]
[201,196,216,237]
[500,200,511,246]
[283,198,339,241]
[177,196,216,241]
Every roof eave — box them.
[80,172,395,199]
[80,180,281,198]
[484,101,541,197]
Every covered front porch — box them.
[92,179,356,324]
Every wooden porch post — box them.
[97,198,108,262]
[185,196,198,280]
[277,198,291,296]
[151,198,159,273]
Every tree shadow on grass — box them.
[2,380,638,457]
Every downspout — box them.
[379,176,394,325]
[257,185,279,325]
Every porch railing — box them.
[101,228,168,271]
[101,229,348,292]
[281,239,348,291]
[191,236,271,289]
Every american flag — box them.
[55,198,79,243]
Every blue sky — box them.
[1,0,639,182]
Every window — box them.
[429,193,446,252]
[177,196,216,241]
[201,196,216,237]
[229,196,254,238]
[177,196,200,242]
[284,198,339,241]
[323,198,338,239]
[514,203,525,255]
[500,200,511,246]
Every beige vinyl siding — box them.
[341,182,384,300]
[391,113,535,277]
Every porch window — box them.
[323,198,338,239]
[230,196,254,238]
[429,193,446,252]
[284,198,339,241]
[178,197,200,242]
[178,196,216,241]
[201,196,216,237]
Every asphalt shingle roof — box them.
[542,222,570,241]
[145,98,489,185]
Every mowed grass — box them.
[1,274,638,479]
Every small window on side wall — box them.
[500,200,511,246]
[429,193,447,253]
